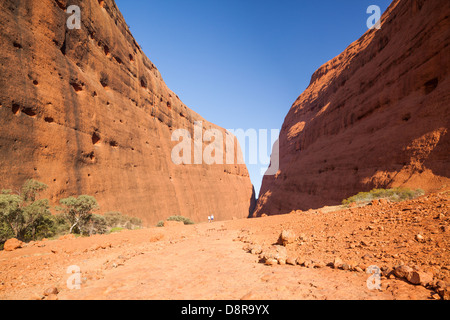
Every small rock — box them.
[261,245,287,262]
[250,245,263,255]
[333,257,343,269]
[314,260,326,268]
[407,271,433,286]
[431,292,441,300]
[265,258,278,266]
[415,234,425,243]
[436,280,447,289]
[394,265,413,279]
[304,260,313,268]
[342,263,350,271]
[296,256,306,266]
[438,288,450,300]
[43,287,59,296]
[3,238,23,251]
[286,257,297,266]
[278,230,296,246]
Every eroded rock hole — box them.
[109,140,119,148]
[424,78,438,94]
[13,41,22,49]
[402,113,411,122]
[70,81,83,92]
[114,56,123,64]
[92,132,101,145]
[140,77,147,89]
[22,107,37,117]
[12,104,20,115]
[100,74,109,88]
[44,117,54,123]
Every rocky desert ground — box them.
[1,190,448,301]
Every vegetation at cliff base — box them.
[0,179,142,249]
[342,187,425,206]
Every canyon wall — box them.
[0,0,255,225]
[255,0,450,216]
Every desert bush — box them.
[342,187,425,205]
[0,179,51,241]
[157,215,195,227]
[58,195,99,235]
[104,211,142,231]
[87,214,108,235]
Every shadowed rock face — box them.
[0,0,255,225]
[255,0,450,216]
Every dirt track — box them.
[0,192,448,300]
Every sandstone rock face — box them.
[0,0,254,225]
[255,0,450,216]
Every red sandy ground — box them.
[0,191,448,300]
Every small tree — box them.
[0,179,50,241]
[59,195,99,235]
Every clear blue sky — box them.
[115,0,392,197]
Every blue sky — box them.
[115,0,392,196]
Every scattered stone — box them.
[261,245,287,263]
[314,260,326,268]
[43,287,59,296]
[250,245,263,255]
[265,258,278,266]
[394,265,413,279]
[407,271,434,286]
[438,288,450,300]
[415,234,425,243]
[286,257,297,266]
[3,238,23,251]
[342,263,350,271]
[278,230,296,246]
[333,257,343,269]
[296,256,306,266]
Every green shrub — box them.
[0,179,51,241]
[342,187,425,205]
[156,220,165,228]
[104,211,142,230]
[58,195,99,235]
[156,216,195,228]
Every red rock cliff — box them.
[0,0,255,225]
[255,0,450,216]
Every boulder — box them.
[3,238,23,252]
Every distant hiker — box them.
[208,216,211,223]
[211,215,214,222]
